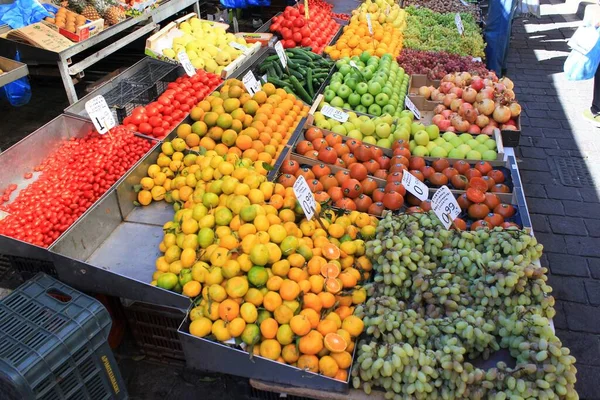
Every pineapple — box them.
[67,0,88,13]
[80,4,102,20]
[104,6,125,25]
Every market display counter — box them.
[0,55,28,88]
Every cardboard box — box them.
[41,3,104,43]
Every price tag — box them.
[242,70,261,95]
[386,5,390,15]
[455,13,464,35]
[229,41,248,53]
[431,186,461,229]
[177,51,196,77]
[366,14,373,35]
[321,104,349,122]
[85,95,115,135]
[401,171,428,201]
[472,57,482,62]
[275,41,287,69]
[304,0,309,19]
[404,96,421,120]
[459,0,469,6]
[293,175,317,220]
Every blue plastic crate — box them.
[0,273,127,400]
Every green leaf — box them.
[262,163,274,171]
[133,200,141,207]
[133,184,143,193]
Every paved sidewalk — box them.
[508,1,600,398]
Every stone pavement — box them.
[508,1,600,398]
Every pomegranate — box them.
[477,99,495,116]
[450,86,463,98]
[437,119,452,131]
[464,109,478,124]
[462,87,478,103]
[482,124,496,135]
[476,88,494,102]
[505,119,517,126]
[431,89,441,100]
[468,124,481,134]
[442,73,455,82]
[476,115,490,128]
[504,89,516,101]
[441,109,453,119]
[494,82,506,93]
[432,114,445,125]
[493,105,511,123]
[440,81,454,94]
[501,124,518,131]
[500,77,514,90]
[419,86,431,98]
[450,98,464,112]
[471,77,485,91]
[433,104,447,114]
[509,102,521,117]
[443,93,457,107]
[459,102,474,116]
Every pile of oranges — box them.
[325,19,404,60]
[139,79,378,380]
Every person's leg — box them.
[485,0,507,74]
[501,0,518,75]
[583,65,600,125]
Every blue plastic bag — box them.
[564,26,600,81]
[0,0,50,29]
[2,51,31,107]
[220,0,247,9]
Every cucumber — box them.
[289,75,311,103]
[306,68,314,99]
[267,76,293,89]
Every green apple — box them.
[368,104,382,116]
[315,119,331,130]
[476,134,489,144]
[467,139,479,149]
[347,129,363,140]
[324,89,336,103]
[448,149,465,159]
[345,77,358,91]
[361,120,375,136]
[400,110,414,120]
[441,142,454,153]
[375,123,391,139]
[382,104,396,115]
[482,150,498,160]
[393,129,410,142]
[368,82,382,96]
[343,122,355,132]
[414,130,429,146]
[475,144,489,154]
[332,125,347,135]
[363,136,377,145]
[411,122,425,135]
[426,142,437,151]
[430,146,448,158]
[375,93,389,107]
[330,81,342,93]
[457,144,472,155]
[425,125,440,141]
[466,150,482,160]
[360,93,374,107]
[459,133,473,143]
[355,105,367,113]
[377,138,392,148]
[409,140,417,152]
[330,96,344,108]
[337,84,351,99]
[485,139,497,150]
[339,64,351,76]
[433,137,446,146]
[348,93,361,107]
[356,82,368,95]
[449,138,463,148]
[442,131,458,142]
[329,119,340,128]
[413,145,429,157]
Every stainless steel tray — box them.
[0,55,28,88]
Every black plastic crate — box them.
[3,254,57,280]
[122,301,186,366]
[0,273,127,400]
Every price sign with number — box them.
[404,96,421,120]
[242,71,261,95]
[293,175,317,220]
[366,14,373,35]
[431,186,461,229]
[177,51,196,77]
[321,105,349,122]
[85,95,115,135]
[229,41,248,54]
[275,41,287,69]
[472,57,482,62]
[455,13,464,35]
[402,171,429,201]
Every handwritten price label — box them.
[293,176,317,220]
[401,171,428,201]
[242,70,261,96]
[321,105,349,122]
[85,95,115,135]
[455,13,464,35]
[366,14,373,35]
[274,41,287,69]
[431,186,461,229]
[404,96,421,120]
[177,51,196,77]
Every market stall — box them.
[0,0,578,399]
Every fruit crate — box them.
[408,74,441,98]
[64,57,180,124]
[122,299,187,365]
[0,114,159,283]
[0,273,127,400]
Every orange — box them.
[273,304,294,325]
[297,355,319,373]
[288,267,308,282]
[334,369,348,382]
[335,306,354,321]
[259,339,281,360]
[244,287,263,306]
[260,318,279,339]
[300,308,320,329]
[331,349,352,369]
[317,319,338,336]
[263,291,283,312]
[303,293,322,313]
[262,82,276,96]
[276,324,294,345]
[322,243,341,260]
[321,263,340,279]
[338,272,357,288]
[289,314,312,336]
[325,312,342,329]
[325,278,342,294]
[227,317,246,337]
[182,281,201,297]
[236,135,252,151]
[266,276,284,291]
[282,344,300,364]
[298,330,323,355]
[319,356,339,378]
[318,291,336,308]
[279,279,301,301]
[307,256,326,276]
[324,333,347,353]
[341,315,364,337]
[308,275,325,294]
[218,299,240,322]
[352,287,367,304]
[298,280,311,295]
[336,295,353,307]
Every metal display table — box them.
[0,0,203,104]
[0,55,28,88]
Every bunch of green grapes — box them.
[357,212,578,399]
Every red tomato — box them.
[138,123,152,135]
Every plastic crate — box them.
[0,273,127,400]
[2,254,57,281]
[122,301,186,365]
[0,254,11,281]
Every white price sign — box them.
[242,70,261,95]
[275,41,287,69]
[366,13,373,35]
[455,13,464,35]
[293,175,317,220]
[472,57,482,62]
[177,51,196,77]
[431,186,461,229]
[404,96,421,120]
[229,41,249,53]
[401,171,428,201]
[321,105,349,122]
[85,95,115,135]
